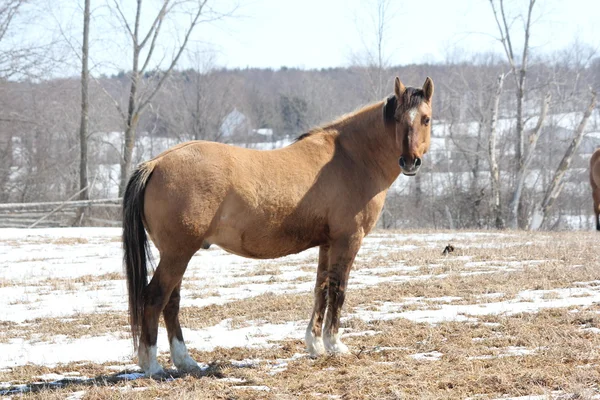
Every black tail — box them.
[122,162,155,350]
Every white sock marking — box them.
[324,329,349,354]
[138,343,163,376]
[170,338,200,372]
[305,324,326,357]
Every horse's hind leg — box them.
[305,244,330,357]
[138,253,192,376]
[323,234,363,354]
[163,282,200,372]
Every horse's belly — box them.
[210,233,316,259]
[206,219,325,259]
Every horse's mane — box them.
[293,103,379,142]
[294,87,426,143]
[295,132,313,142]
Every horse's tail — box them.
[122,161,156,350]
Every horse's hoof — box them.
[324,332,350,354]
[305,330,326,357]
[307,343,326,358]
[145,366,166,378]
[325,341,350,354]
[175,357,202,373]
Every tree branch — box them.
[112,0,135,42]
[138,0,208,114]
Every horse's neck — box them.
[332,102,401,186]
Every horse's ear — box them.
[422,77,434,102]
[383,94,397,122]
[394,77,406,98]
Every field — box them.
[0,228,599,399]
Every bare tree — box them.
[508,91,551,226]
[0,0,24,42]
[489,0,551,229]
[350,0,396,100]
[78,0,90,203]
[110,0,221,195]
[530,89,597,230]
[489,73,506,229]
[489,0,535,167]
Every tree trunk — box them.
[507,92,551,228]
[78,0,90,202]
[489,73,505,229]
[119,112,139,196]
[118,48,141,196]
[530,90,597,230]
[515,83,524,167]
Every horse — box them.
[122,76,434,376]
[590,148,600,230]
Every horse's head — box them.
[384,76,434,176]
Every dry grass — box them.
[2,229,600,398]
[181,292,313,330]
[49,237,89,245]
[0,312,130,343]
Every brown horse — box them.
[590,148,600,230]
[122,76,434,375]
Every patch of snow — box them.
[410,351,443,361]
[105,364,139,371]
[582,327,600,334]
[342,330,380,338]
[231,385,271,391]
[220,377,247,383]
[229,359,261,368]
[0,334,132,369]
[36,373,66,381]
[354,287,600,324]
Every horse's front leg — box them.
[323,233,363,354]
[305,244,330,357]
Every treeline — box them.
[2,54,599,230]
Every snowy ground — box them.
[0,228,599,398]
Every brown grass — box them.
[0,312,130,343]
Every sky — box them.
[194,0,600,69]
[9,0,600,76]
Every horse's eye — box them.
[423,117,431,126]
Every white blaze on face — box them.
[408,108,418,124]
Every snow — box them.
[410,351,443,361]
[0,334,132,368]
[354,287,600,325]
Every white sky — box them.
[195,0,600,69]
[11,0,600,75]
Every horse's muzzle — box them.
[399,156,421,176]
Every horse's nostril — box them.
[415,157,422,168]
[399,157,406,168]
